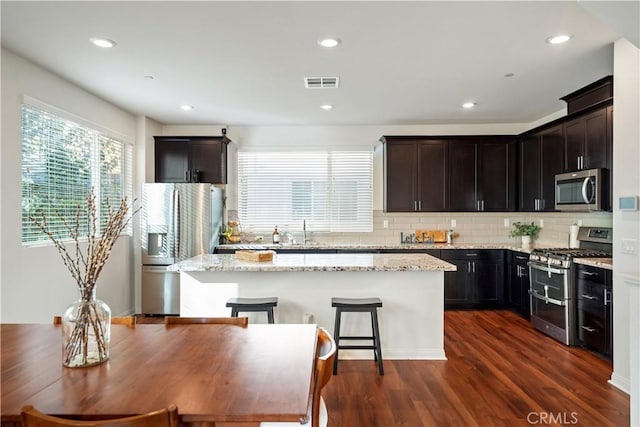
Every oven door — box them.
[529,263,573,344]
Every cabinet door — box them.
[190,139,226,183]
[508,253,530,317]
[444,260,472,308]
[417,141,447,211]
[539,125,564,211]
[563,117,584,172]
[155,138,190,183]
[448,141,477,211]
[519,135,541,211]
[473,260,503,306]
[385,142,417,212]
[564,108,609,171]
[478,141,513,211]
[583,108,609,170]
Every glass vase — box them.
[62,287,111,368]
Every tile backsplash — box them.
[226,210,613,247]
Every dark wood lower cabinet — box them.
[442,250,505,309]
[575,264,612,358]
[507,252,530,318]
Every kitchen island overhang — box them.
[172,253,456,360]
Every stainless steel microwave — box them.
[555,169,604,211]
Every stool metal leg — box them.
[267,308,275,324]
[231,308,239,318]
[333,308,342,375]
[372,308,384,375]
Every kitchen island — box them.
[172,252,456,360]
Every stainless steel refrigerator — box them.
[141,183,223,315]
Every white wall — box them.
[611,38,640,422]
[0,49,138,322]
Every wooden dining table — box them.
[1,322,317,427]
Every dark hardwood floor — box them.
[324,310,629,427]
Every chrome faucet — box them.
[303,219,309,244]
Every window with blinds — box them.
[238,150,373,232]
[21,104,133,244]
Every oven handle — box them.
[529,289,566,306]
[528,262,567,276]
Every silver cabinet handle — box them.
[418,200,422,211]
[604,289,611,306]
[516,255,528,261]
[481,200,485,211]
[414,201,418,212]
[581,326,597,333]
[580,271,597,277]
[581,294,597,300]
[467,262,471,273]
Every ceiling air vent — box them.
[304,77,340,89]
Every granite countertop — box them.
[170,253,457,273]
[217,242,538,253]
[574,257,613,270]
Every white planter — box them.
[521,235,532,250]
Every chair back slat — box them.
[21,404,179,427]
[164,316,248,327]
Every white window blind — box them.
[238,150,373,232]
[21,104,133,244]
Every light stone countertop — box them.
[217,242,541,254]
[170,253,457,273]
[574,257,613,270]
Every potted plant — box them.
[509,221,541,249]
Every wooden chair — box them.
[164,316,248,327]
[53,316,136,328]
[261,327,337,427]
[21,404,179,427]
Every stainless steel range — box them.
[528,226,612,345]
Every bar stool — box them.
[226,297,278,324]
[331,297,383,375]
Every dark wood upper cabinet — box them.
[154,136,229,184]
[478,140,516,211]
[563,106,611,172]
[383,138,448,212]
[519,125,564,212]
[418,141,448,211]
[383,136,514,212]
[448,137,516,212]
[384,140,419,212]
[447,141,476,211]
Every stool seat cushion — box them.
[226,297,278,308]
[331,297,382,308]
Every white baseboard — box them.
[609,371,631,395]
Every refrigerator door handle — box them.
[172,189,180,258]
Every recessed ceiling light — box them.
[89,37,116,48]
[318,38,341,48]
[504,73,515,78]
[180,105,194,111]
[462,102,476,109]
[320,104,333,110]
[143,75,154,80]
[546,35,572,45]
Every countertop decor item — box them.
[509,221,541,250]
[30,190,136,367]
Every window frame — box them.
[237,148,373,233]
[20,100,133,246]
